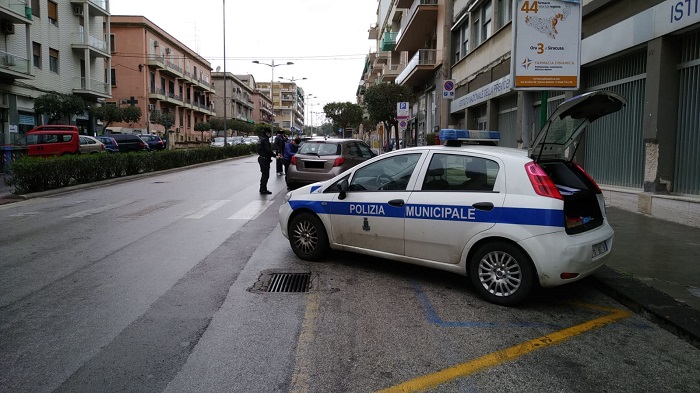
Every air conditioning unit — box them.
[148,104,155,111]
[73,6,83,16]
[153,40,159,47]
[2,21,15,35]
[165,48,171,54]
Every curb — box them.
[590,266,700,350]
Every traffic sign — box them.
[443,79,455,99]
[397,102,409,119]
[398,119,408,131]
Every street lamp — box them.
[278,76,306,133]
[252,60,293,129]
[222,0,227,146]
[305,93,316,135]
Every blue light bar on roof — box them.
[439,129,500,141]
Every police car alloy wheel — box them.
[289,213,329,261]
[469,241,535,307]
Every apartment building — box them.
[234,73,272,126]
[109,15,214,143]
[362,0,700,226]
[257,80,305,133]
[210,72,260,134]
[0,0,111,144]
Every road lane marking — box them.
[290,291,320,393]
[63,199,137,218]
[184,200,230,219]
[376,303,631,393]
[228,199,275,220]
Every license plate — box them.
[592,241,608,258]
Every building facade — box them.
[109,15,214,143]
[361,0,700,226]
[256,80,305,133]
[211,72,256,134]
[1,0,111,144]
[235,73,272,126]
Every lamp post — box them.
[305,94,316,136]
[222,0,227,146]
[278,76,306,134]
[252,60,293,130]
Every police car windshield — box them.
[298,142,340,156]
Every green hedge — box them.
[5,144,256,194]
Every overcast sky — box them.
[110,0,378,116]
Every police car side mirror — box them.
[337,179,349,200]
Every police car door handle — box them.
[472,202,494,211]
[388,199,405,207]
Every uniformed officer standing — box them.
[257,129,274,194]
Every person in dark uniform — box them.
[257,129,274,194]
[273,131,286,176]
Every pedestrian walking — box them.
[283,136,301,187]
[274,131,286,176]
[257,129,274,195]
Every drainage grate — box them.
[266,273,311,293]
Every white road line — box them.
[228,199,275,220]
[185,200,231,219]
[63,199,137,218]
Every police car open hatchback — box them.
[279,91,626,306]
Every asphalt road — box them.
[0,157,698,393]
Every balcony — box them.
[380,32,397,52]
[73,77,110,98]
[166,92,183,105]
[396,0,413,8]
[0,50,32,79]
[0,0,32,22]
[396,49,438,87]
[381,63,404,82]
[368,24,378,40]
[71,32,109,56]
[149,87,166,100]
[160,59,183,78]
[148,53,165,69]
[395,0,438,52]
[70,0,108,17]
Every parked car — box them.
[286,138,376,189]
[279,91,626,306]
[96,136,119,153]
[78,135,106,154]
[25,125,81,157]
[138,134,165,151]
[210,137,229,147]
[104,133,149,152]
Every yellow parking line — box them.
[290,291,321,393]
[377,304,631,393]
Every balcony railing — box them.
[380,32,397,51]
[74,77,109,95]
[0,0,32,20]
[72,32,108,52]
[88,0,107,10]
[150,87,165,97]
[0,50,30,75]
[397,0,438,42]
[396,49,437,85]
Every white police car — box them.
[279,91,626,306]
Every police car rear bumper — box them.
[518,222,614,287]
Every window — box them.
[497,0,513,29]
[110,68,116,86]
[461,21,469,57]
[110,34,115,53]
[31,0,39,18]
[482,1,493,42]
[347,154,421,192]
[47,1,58,26]
[49,48,58,73]
[32,42,41,69]
[421,154,497,192]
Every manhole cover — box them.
[267,273,311,293]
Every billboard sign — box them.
[512,0,582,90]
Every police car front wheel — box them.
[289,213,329,261]
[469,241,535,307]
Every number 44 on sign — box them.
[443,80,455,99]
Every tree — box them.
[91,104,142,129]
[34,93,86,124]
[194,121,210,141]
[150,111,175,132]
[363,83,413,150]
[322,102,364,138]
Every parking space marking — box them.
[376,303,631,393]
[290,291,321,393]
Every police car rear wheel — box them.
[469,241,534,306]
[289,213,329,261]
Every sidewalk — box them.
[1,179,698,348]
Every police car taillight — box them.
[574,163,602,193]
[525,162,563,200]
[333,157,345,167]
